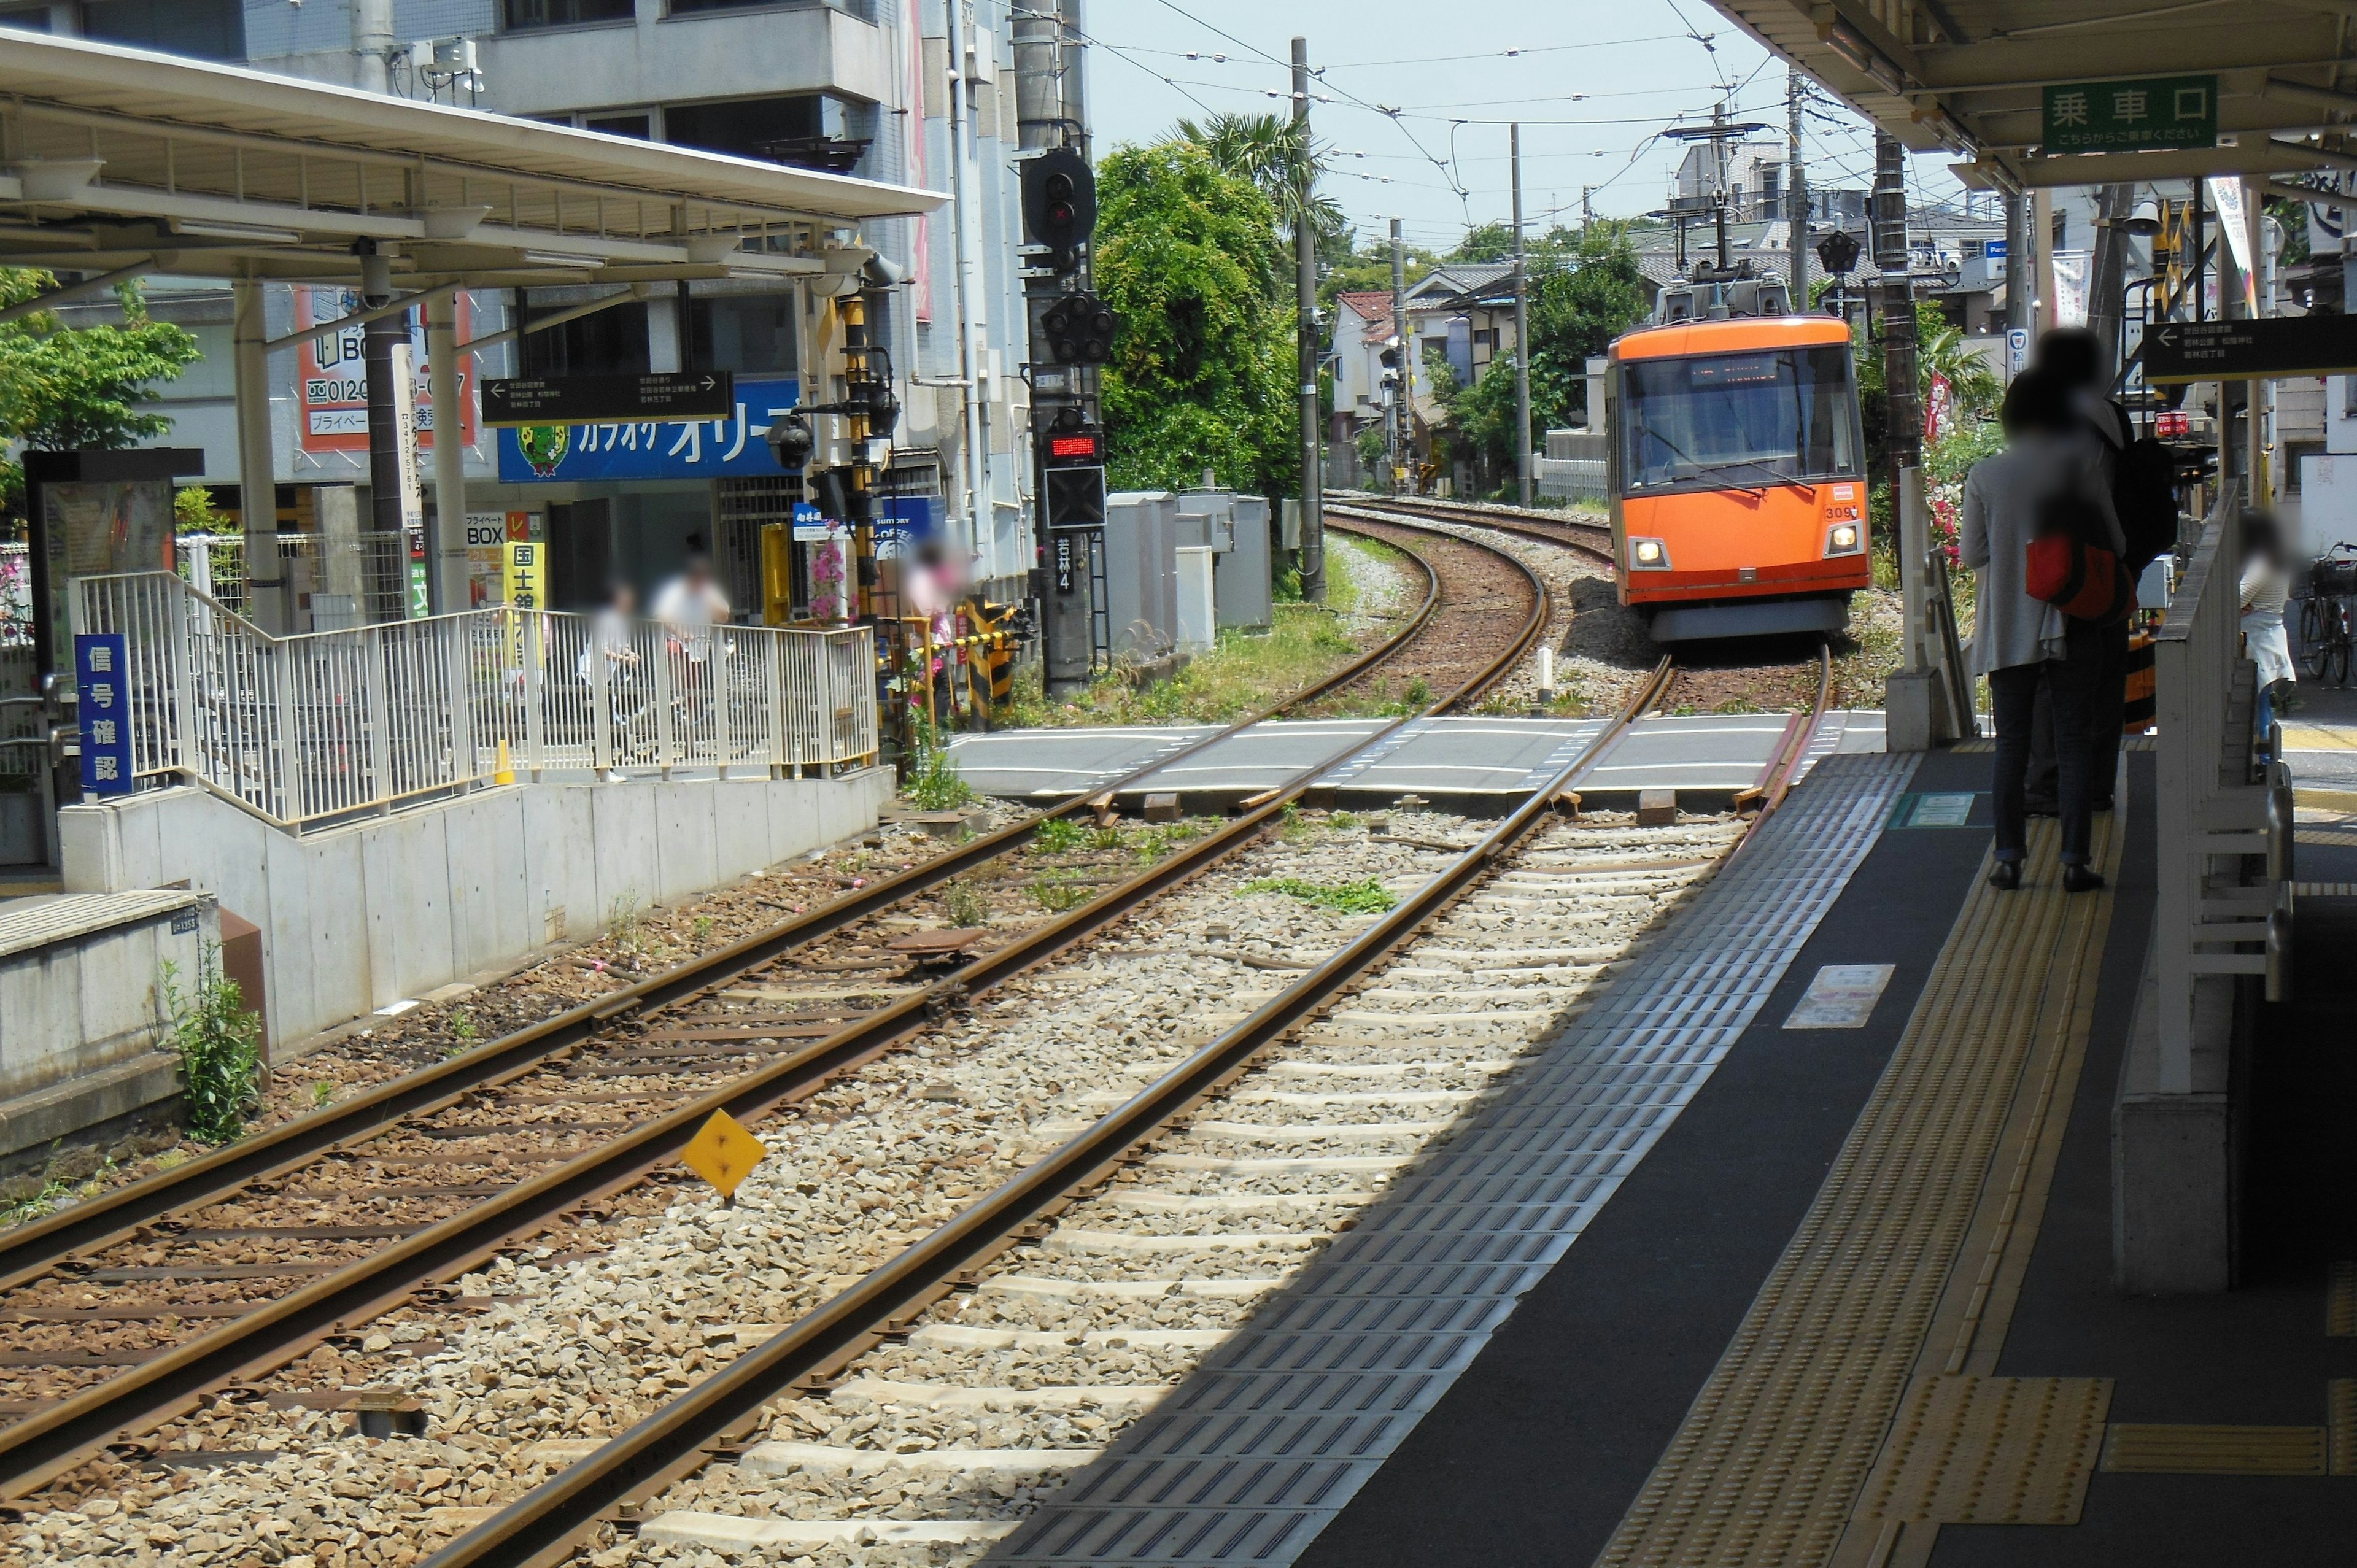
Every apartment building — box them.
[0,0,1044,617]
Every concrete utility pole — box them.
[2086,183,2135,388]
[1581,185,1595,236]
[1711,100,1732,271]
[1293,36,1326,600]
[1786,69,1809,304]
[948,0,991,564]
[1512,122,1532,509]
[2004,188,2029,342]
[1012,2,1060,150]
[1390,217,1408,494]
[1871,131,1920,469]
[352,0,393,94]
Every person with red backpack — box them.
[2021,328,2180,816]
[1962,368,2126,892]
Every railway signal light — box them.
[1021,147,1095,274]
[1814,230,1860,277]
[1040,293,1119,364]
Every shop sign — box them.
[495,377,803,483]
[295,287,477,454]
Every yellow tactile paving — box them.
[2281,724,2357,751]
[1856,1375,2110,1526]
[2330,1381,2357,1475]
[2100,1424,2327,1475]
[1595,816,2119,1568]
[2329,1263,2357,1337]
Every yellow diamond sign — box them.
[680,1110,767,1203]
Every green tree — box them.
[1173,112,1344,252]
[1317,230,1434,318]
[1096,142,1298,498]
[1451,222,1515,263]
[1436,224,1649,488]
[0,268,200,452]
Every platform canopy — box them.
[0,32,945,292]
[1703,0,2357,196]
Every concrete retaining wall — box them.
[0,890,215,1168]
[61,769,894,1054]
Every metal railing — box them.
[75,571,878,833]
[2152,496,2292,1091]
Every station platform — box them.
[994,736,2353,1567]
[946,710,1887,813]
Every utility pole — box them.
[352,0,393,93]
[1390,217,1408,495]
[1512,122,1532,509]
[1711,99,1732,272]
[1292,36,1326,600]
[947,0,992,590]
[2004,188,2029,343]
[1871,131,1920,469]
[1581,185,1595,235]
[1786,69,1809,304]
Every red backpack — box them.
[2026,493,2136,624]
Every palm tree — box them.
[1172,112,1346,248]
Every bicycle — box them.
[2301,544,2357,687]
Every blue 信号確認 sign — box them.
[75,633,134,796]
[497,377,801,483]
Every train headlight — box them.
[1629,536,1671,570]
[1823,521,1864,557]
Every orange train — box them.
[1605,310,1870,642]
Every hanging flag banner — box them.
[497,377,803,482]
[2205,176,2258,317]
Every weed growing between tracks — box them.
[1238,876,1399,914]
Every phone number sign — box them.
[295,285,479,454]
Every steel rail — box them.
[1330,498,1619,572]
[420,651,1678,1568]
[1730,639,1835,862]
[0,522,1554,1499]
[1321,512,1552,713]
[0,538,1451,1299]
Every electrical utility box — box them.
[1218,495,1272,631]
[1104,490,1179,664]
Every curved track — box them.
[1320,512,1550,714]
[0,501,1560,1502]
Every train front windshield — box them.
[1620,346,1860,493]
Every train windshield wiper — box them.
[1703,458,1816,497]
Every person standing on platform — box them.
[2241,510,2296,740]
[1962,368,2124,893]
[2021,328,2138,816]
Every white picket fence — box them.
[75,571,878,833]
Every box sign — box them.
[296,287,478,454]
[496,376,802,482]
[2041,74,2216,155]
[466,510,541,609]
[75,633,133,796]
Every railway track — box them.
[0,514,1563,1510]
[400,646,1679,1568]
[1317,512,1550,712]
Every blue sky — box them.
[1078,0,1963,252]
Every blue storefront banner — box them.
[875,496,942,556]
[74,633,134,797]
[497,376,802,483]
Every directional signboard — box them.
[2144,317,2357,384]
[481,370,733,427]
[2042,74,2216,154]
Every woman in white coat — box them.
[1960,369,2124,894]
